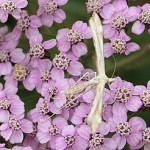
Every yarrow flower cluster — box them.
[0,0,149,149]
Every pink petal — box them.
[55,0,68,5]
[132,21,145,35]
[125,6,141,22]
[82,89,95,104]
[11,9,21,20]
[125,96,142,112]
[62,125,75,137]
[125,42,140,55]
[77,125,91,140]
[103,138,117,150]
[23,78,35,91]
[113,0,128,12]
[30,15,42,28]
[0,62,12,76]
[98,122,110,135]
[100,4,115,19]
[53,116,67,130]
[42,13,53,27]
[21,119,33,133]
[57,39,71,52]
[43,39,56,49]
[51,67,64,81]
[133,85,146,95]
[127,132,142,147]
[36,132,51,144]
[129,117,146,132]
[67,61,83,76]
[56,137,67,150]
[37,120,51,133]
[14,0,28,8]
[53,9,66,23]
[72,42,88,57]
[9,130,23,144]
[10,48,25,63]
[104,43,114,58]
[103,25,116,39]
[56,29,68,41]
[0,9,8,23]
[1,128,12,141]
[0,110,9,122]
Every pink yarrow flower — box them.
[108,103,146,149]
[77,122,117,150]
[28,33,56,59]
[56,21,92,57]
[132,4,150,35]
[0,115,33,144]
[0,0,28,23]
[109,77,142,112]
[37,0,68,27]
[15,10,42,39]
[86,0,111,14]
[133,81,150,108]
[100,0,140,39]
[52,52,84,76]
[55,125,88,150]
[37,116,67,149]
[104,30,140,57]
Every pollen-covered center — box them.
[89,133,104,148]
[38,101,50,115]
[64,95,79,109]
[0,50,10,62]
[140,91,150,107]
[111,14,128,30]
[9,118,21,130]
[86,0,103,13]
[40,70,51,81]
[1,0,16,13]
[44,1,57,14]
[67,29,84,44]
[138,10,150,24]
[17,11,30,31]
[48,86,58,97]
[0,99,11,110]
[117,122,131,136]
[29,44,45,58]
[13,64,29,81]
[49,125,59,136]
[111,37,127,54]
[115,87,132,102]
[64,135,75,147]
[29,125,37,137]
[53,53,70,70]
[142,128,150,144]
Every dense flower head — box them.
[0,0,149,149]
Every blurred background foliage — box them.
[0,0,150,149]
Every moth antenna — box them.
[111,54,117,78]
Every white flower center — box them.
[1,0,16,13]
[9,118,21,130]
[64,135,75,147]
[0,99,11,110]
[117,122,131,136]
[17,11,30,31]
[13,64,29,81]
[44,1,57,14]
[140,91,150,107]
[67,29,84,44]
[115,87,132,102]
[142,128,150,144]
[49,125,59,136]
[86,0,103,13]
[38,101,50,115]
[138,10,150,24]
[53,53,70,70]
[111,14,128,30]
[0,50,10,62]
[29,44,45,58]
[89,133,104,148]
[111,37,127,54]
[40,70,51,81]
